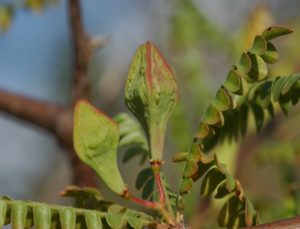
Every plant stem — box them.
[128,195,158,209]
[153,170,165,204]
[151,160,176,226]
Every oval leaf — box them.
[247,54,268,81]
[203,104,224,127]
[125,41,178,160]
[261,26,293,40]
[33,205,51,229]
[85,211,103,229]
[261,42,278,64]
[250,35,267,55]
[74,101,126,195]
[213,87,233,111]
[201,168,226,197]
[106,213,125,229]
[11,202,28,229]
[127,217,144,229]
[59,208,76,229]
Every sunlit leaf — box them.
[85,211,103,229]
[213,87,234,111]
[237,53,251,74]
[281,74,300,95]
[203,104,224,127]
[106,213,125,229]
[59,208,76,229]
[224,69,243,95]
[248,54,268,81]
[249,35,267,55]
[33,205,51,229]
[11,202,27,229]
[261,42,278,64]
[74,101,126,196]
[271,76,289,102]
[261,26,292,40]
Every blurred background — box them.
[1,0,300,228]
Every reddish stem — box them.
[151,160,165,204]
[128,195,159,209]
[154,171,165,204]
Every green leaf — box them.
[142,178,155,200]
[136,168,153,190]
[85,211,103,229]
[127,217,144,229]
[106,213,125,229]
[195,157,215,181]
[201,168,226,197]
[33,205,51,229]
[218,196,241,227]
[59,208,76,229]
[197,122,215,140]
[226,174,236,192]
[125,41,178,160]
[172,152,189,162]
[180,178,193,195]
[215,182,231,199]
[0,200,6,227]
[237,53,251,74]
[281,74,300,95]
[249,35,267,55]
[261,26,293,40]
[11,202,28,229]
[271,76,289,102]
[255,81,272,108]
[245,197,256,226]
[251,103,265,133]
[183,160,198,178]
[247,54,268,81]
[279,95,291,115]
[224,69,243,95]
[213,87,233,111]
[74,101,126,196]
[203,104,224,127]
[261,42,278,64]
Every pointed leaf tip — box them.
[73,100,126,195]
[125,42,178,160]
[262,26,293,40]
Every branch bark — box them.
[0,89,73,147]
[68,0,92,103]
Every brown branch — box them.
[0,88,98,187]
[0,89,73,147]
[68,0,92,103]
[243,215,300,228]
